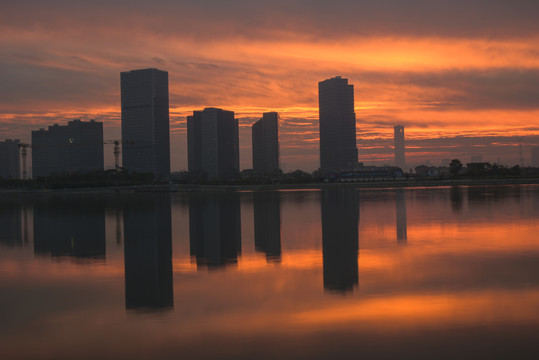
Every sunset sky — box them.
[2,0,539,171]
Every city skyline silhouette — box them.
[1,1,539,172]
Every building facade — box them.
[121,68,170,178]
[31,120,103,178]
[394,125,405,169]
[0,139,20,179]
[252,112,280,173]
[187,108,239,179]
[532,146,539,167]
[318,76,358,173]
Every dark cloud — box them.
[0,60,117,109]
[355,69,539,111]
[3,0,539,40]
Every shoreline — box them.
[1,178,539,195]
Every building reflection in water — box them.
[189,192,242,270]
[253,191,281,263]
[0,198,24,247]
[123,193,173,311]
[396,189,407,244]
[33,195,106,260]
[321,188,359,294]
[450,186,464,213]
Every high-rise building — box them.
[318,76,358,173]
[187,108,239,179]
[394,125,405,169]
[31,120,103,178]
[121,68,170,178]
[187,111,203,174]
[0,139,20,179]
[252,112,280,172]
[532,146,539,167]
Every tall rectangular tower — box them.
[532,146,539,167]
[394,125,405,169]
[31,120,103,177]
[187,108,239,179]
[318,76,358,173]
[121,68,170,178]
[187,111,203,174]
[0,139,20,179]
[252,112,280,173]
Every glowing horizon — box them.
[2,1,539,171]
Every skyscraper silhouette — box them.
[31,120,103,177]
[532,146,539,167]
[187,108,239,179]
[318,76,358,173]
[0,139,20,179]
[394,125,405,169]
[121,68,170,178]
[252,112,280,172]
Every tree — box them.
[449,159,463,176]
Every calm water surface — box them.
[1,185,539,359]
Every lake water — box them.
[1,185,539,359]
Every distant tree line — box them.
[0,169,155,189]
[2,162,537,189]
[0,168,321,189]
[171,169,319,185]
[449,159,528,178]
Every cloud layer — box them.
[1,0,539,170]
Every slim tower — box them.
[318,76,358,173]
[252,112,280,172]
[187,108,239,179]
[0,139,20,179]
[532,146,539,167]
[121,68,170,178]
[394,125,405,169]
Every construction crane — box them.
[17,139,133,178]
[104,140,122,170]
[104,139,135,170]
[17,143,30,179]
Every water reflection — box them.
[189,192,242,270]
[321,188,359,294]
[450,186,464,213]
[467,185,521,205]
[2,186,539,359]
[254,191,281,262]
[396,189,407,244]
[0,198,24,247]
[33,195,106,260]
[123,193,173,311]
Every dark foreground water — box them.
[1,185,539,359]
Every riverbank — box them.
[2,177,539,195]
